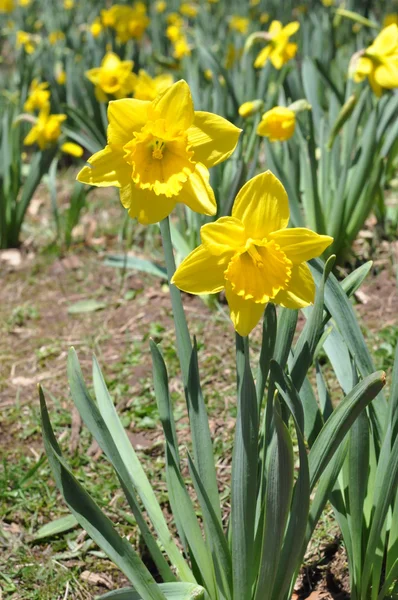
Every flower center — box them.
[224,239,292,303]
[123,119,195,198]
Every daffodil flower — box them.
[172,171,333,336]
[352,24,398,96]
[85,52,136,102]
[257,107,296,141]
[254,20,300,69]
[133,69,174,101]
[24,106,66,150]
[23,79,50,113]
[77,80,241,225]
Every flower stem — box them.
[159,216,192,387]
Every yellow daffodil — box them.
[18,0,31,5]
[166,23,183,42]
[85,52,136,102]
[173,35,191,59]
[102,3,150,43]
[257,107,296,142]
[61,142,84,157]
[229,16,249,35]
[260,12,270,24]
[24,107,66,150]
[155,1,167,13]
[90,18,103,38]
[351,24,398,96]
[24,79,50,113]
[0,0,14,13]
[180,3,198,18]
[254,20,300,69]
[239,99,263,118]
[77,80,241,225]
[133,70,174,101]
[48,30,65,45]
[101,7,117,27]
[172,171,333,336]
[63,0,74,8]
[16,30,36,54]
[56,67,66,85]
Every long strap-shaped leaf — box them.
[186,339,222,526]
[255,304,277,412]
[308,371,386,490]
[254,398,294,600]
[98,582,207,599]
[92,354,189,582]
[231,335,258,600]
[39,387,166,600]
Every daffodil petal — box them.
[85,67,100,84]
[180,163,217,216]
[269,20,282,36]
[374,60,398,89]
[254,45,271,68]
[107,99,150,148]
[274,262,315,309]
[225,281,267,337]
[282,21,300,36]
[369,24,397,56]
[232,170,290,239]
[172,245,227,294]
[149,80,195,132]
[121,183,177,224]
[77,145,131,187]
[200,216,246,255]
[269,228,333,263]
[188,111,241,167]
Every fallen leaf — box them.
[68,299,106,314]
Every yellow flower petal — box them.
[149,80,195,132]
[121,183,177,224]
[232,170,290,239]
[269,20,282,36]
[107,99,151,148]
[225,281,266,337]
[187,111,241,167]
[61,142,84,157]
[180,163,217,215]
[76,145,131,187]
[269,228,333,263]
[254,45,271,68]
[369,24,397,57]
[282,21,300,36]
[374,60,398,89]
[171,245,227,294]
[85,67,101,85]
[200,216,246,255]
[274,262,315,309]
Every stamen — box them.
[246,244,264,267]
[152,139,165,160]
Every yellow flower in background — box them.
[254,20,300,69]
[61,142,84,157]
[383,14,398,28]
[24,107,66,150]
[239,99,263,118]
[321,0,334,6]
[90,18,103,38]
[352,24,398,96]
[77,80,241,225]
[16,30,36,54]
[229,15,249,35]
[86,52,136,102]
[250,0,260,6]
[257,107,296,142]
[155,0,167,13]
[101,7,117,27]
[0,0,14,12]
[63,0,74,8]
[133,70,174,101]
[48,30,65,45]
[18,0,31,6]
[172,171,333,336]
[260,12,270,24]
[173,35,191,59]
[24,79,50,113]
[180,2,198,18]
[56,67,67,85]
[104,3,150,43]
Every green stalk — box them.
[159,217,192,387]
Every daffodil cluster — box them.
[100,2,150,43]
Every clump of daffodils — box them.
[24,79,50,113]
[166,13,191,59]
[100,2,149,43]
[351,24,398,96]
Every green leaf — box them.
[255,399,294,600]
[92,355,187,583]
[104,255,167,279]
[308,371,386,489]
[256,304,277,411]
[231,335,259,600]
[32,514,78,541]
[39,387,166,600]
[97,583,206,600]
[68,299,106,314]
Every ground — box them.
[0,174,397,599]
